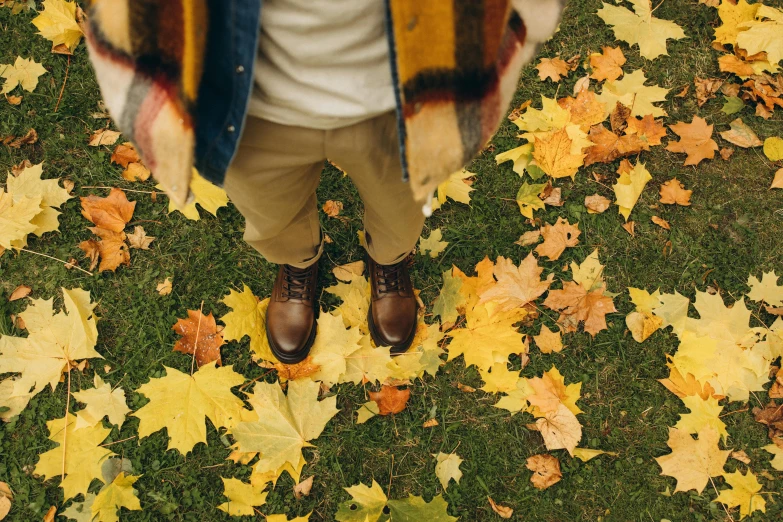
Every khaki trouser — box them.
[223,112,426,268]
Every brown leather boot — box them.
[367,254,418,354]
[266,262,318,364]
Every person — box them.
[84,0,564,364]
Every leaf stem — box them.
[20,248,93,276]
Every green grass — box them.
[2,1,783,521]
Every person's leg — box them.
[223,116,325,268]
[326,112,425,353]
[224,116,326,363]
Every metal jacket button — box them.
[227,125,236,133]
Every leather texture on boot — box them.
[266,262,318,364]
[367,254,418,354]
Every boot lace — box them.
[282,265,312,300]
[375,256,411,295]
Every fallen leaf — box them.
[598,69,670,118]
[80,188,136,232]
[764,136,783,161]
[356,400,379,424]
[719,118,763,148]
[584,124,646,166]
[433,452,463,490]
[714,0,759,46]
[544,281,617,336]
[533,128,587,180]
[431,169,476,210]
[3,128,38,148]
[730,450,751,465]
[73,375,130,429]
[423,418,439,428]
[590,46,626,82]
[172,310,225,367]
[772,169,783,189]
[515,230,541,246]
[655,426,730,493]
[9,284,31,301]
[715,470,766,520]
[666,116,719,165]
[535,218,580,261]
[160,169,229,220]
[126,225,154,250]
[88,129,121,147]
[369,386,410,415]
[122,162,151,182]
[625,115,667,146]
[133,363,246,454]
[81,227,130,272]
[217,477,267,516]
[32,0,84,53]
[736,4,783,64]
[622,221,635,236]
[42,506,56,522]
[694,77,723,107]
[651,216,671,230]
[534,324,563,354]
[0,56,47,93]
[488,497,513,519]
[515,180,547,219]
[720,147,735,160]
[526,454,562,490]
[419,228,448,258]
[457,382,476,393]
[221,285,276,363]
[322,200,343,217]
[156,278,173,296]
[613,161,652,221]
[332,261,365,282]
[293,476,314,499]
[110,143,140,168]
[478,254,554,311]
[597,0,686,60]
[584,194,611,214]
[659,178,692,206]
[536,403,583,456]
[536,57,571,82]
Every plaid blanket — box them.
[85,0,563,205]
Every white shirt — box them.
[248,0,397,129]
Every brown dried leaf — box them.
[535,218,580,261]
[719,118,763,148]
[622,221,635,236]
[9,285,31,301]
[273,356,321,381]
[526,454,562,490]
[536,57,571,82]
[543,281,616,336]
[659,178,692,206]
[665,116,718,166]
[84,227,130,272]
[694,78,723,107]
[651,216,671,230]
[88,129,121,147]
[720,147,735,160]
[122,162,151,182]
[81,188,136,232]
[110,143,140,168]
[590,46,626,82]
[322,200,343,217]
[585,194,611,214]
[172,310,225,367]
[6,128,37,148]
[515,230,541,247]
[625,115,667,146]
[488,497,513,519]
[126,225,155,250]
[293,476,313,499]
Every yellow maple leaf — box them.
[0,288,100,414]
[446,302,527,372]
[674,395,728,441]
[533,128,586,179]
[221,285,277,363]
[419,228,448,258]
[495,143,534,177]
[326,274,371,333]
[306,312,363,385]
[597,69,669,118]
[571,249,606,292]
[34,413,114,500]
[763,444,783,471]
[342,337,393,385]
[386,322,445,381]
[432,452,464,490]
[91,472,142,522]
[73,374,130,429]
[495,377,535,414]
[534,324,563,354]
[626,287,664,342]
[746,271,783,307]
[161,169,229,221]
[133,363,247,454]
[515,180,547,219]
[513,96,571,134]
[0,56,46,93]
[32,0,84,52]
[613,161,652,221]
[478,254,553,311]
[432,269,466,326]
[6,162,72,236]
[736,5,783,65]
[714,0,759,46]
[217,477,268,517]
[715,470,766,520]
[266,514,312,522]
[231,380,338,474]
[597,0,686,60]
[0,191,40,249]
[431,169,475,211]
[478,362,521,394]
[655,426,730,493]
[526,366,583,417]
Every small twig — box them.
[191,301,205,375]
[54,55,71,113]
[710,476,734,522]
[100,435,138,447]
[20,248,93,276]
[81,186,157,194]
[719,407,749,418]
[387,454,394,498]
[62,367,72,482]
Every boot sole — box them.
[367,304,417,355]
[266,320,317,365]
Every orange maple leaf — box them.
[557,90,607,132]
[478,254,554,311]
[537,57,571,82]
[80,188,136,232]
[665,116,719,166]
[584,125,646,166]
[543,281,616,336]
[172,310,225,367]
[659,178,692,206]
[590,46,626,82]
[110,143,140,168]
[535,218,581,261]
[369,385,411,415]
[625,115,667,146]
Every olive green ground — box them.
[1,1,783,520]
